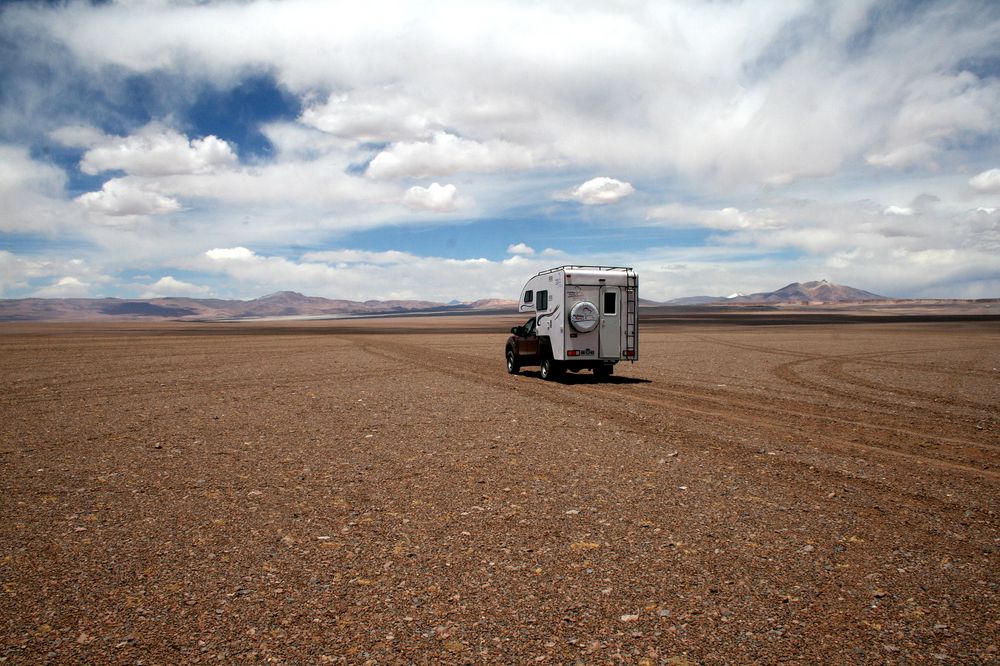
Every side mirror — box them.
[511,326,522,336]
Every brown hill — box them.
[661,280,888,305]
[0,292,519,322]
[742,280,887,303]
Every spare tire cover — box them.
[569,301,599,332]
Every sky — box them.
[0,0,998,303]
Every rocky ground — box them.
[0,316,997,664]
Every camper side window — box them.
[536,290,548,311]
[523,290,533,304]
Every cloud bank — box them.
[0,0,996,300]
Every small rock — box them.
[657,609,671,617]
[620,614,640,622]
[803,545,814,553]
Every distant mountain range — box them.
[658,280,888,305]
[0,281,897,321]
[0,291,518,322]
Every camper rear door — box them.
[599,286,621,358]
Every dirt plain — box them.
[1,313,998,664]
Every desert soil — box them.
[0,315,997,664]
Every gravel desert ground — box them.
[1,314,998,664]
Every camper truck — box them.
[505,266,638,380]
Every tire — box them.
[506,349,519,374]
[594,364,613,379]
[540,356,562,381]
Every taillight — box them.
[624,349,635,357]
[567,350,580,357]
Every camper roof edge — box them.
[534,265,634,276]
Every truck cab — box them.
[507,316,540,366]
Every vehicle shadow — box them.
[518,371,651,385]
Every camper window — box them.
[537,290,548,311]
[603,291,617,315]
[523,290,533,304]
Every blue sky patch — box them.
[185,74,300,161]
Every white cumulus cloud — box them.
[506,242,535,255]
[140,275,211,298]
[563,177,635,205]
[969,168,1000,193]
[300,91,437,142]
[73,124,237,176]
[76,179,181,217]
[206,247,256,261]
[35,276,91,298]
[402,182,458,212]
[367,132,533,179]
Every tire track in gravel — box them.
[574,382,998,478]
[829,355,998,380]
[347,335,999,552]
[773,355,993,420]
[697,335,996,414]
[695,335,990,363]
[347,335,1000,483]
[820,356,996,412]
[598,379,997,459]
[354,334,998,469]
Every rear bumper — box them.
[562,359,617,371]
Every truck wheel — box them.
[506,349,519,374]
[594,364,613,379]
[540,357,562,381]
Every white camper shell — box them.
[516,266,638,369]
